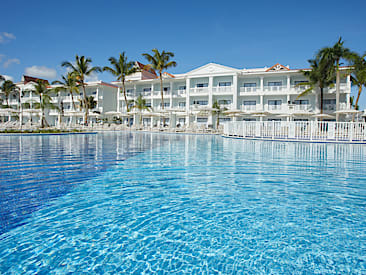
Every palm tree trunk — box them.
[216,115,219,129]
[320,87,324,116]
[82,83,88,125]
[160,72,165,126]
[71,92,76,111]
[122,79,129,126]
[352,85,362,122]
[335,59,340,122]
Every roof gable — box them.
[186,63,238,75]
[265,63,290,72]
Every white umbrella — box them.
[312,113,335,119]
[334,109,361,114]
[104,111,123,116]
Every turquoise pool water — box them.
[0,132,365,273]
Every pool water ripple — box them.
[0,132,365,273]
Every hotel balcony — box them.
[190,87,209,95]
[212,86,233,94]
[241,105,259,112]
[266,105,283,111]
[292,104,311,111]
[173,89,186,97]
[240,87,258,93]
[263,85,287,92]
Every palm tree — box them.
[1,80,17,107]
[297,58,335,115]
[132,95,151,125]
[0,75,5,82]
[347,53,366,110]
[103,52,138,125]
[142,49,177,123]
[61,55,101,125]
[79,96,97,120]
[346,52,366,121]
[316,37,351,120]
[52,72,80,110]
[33,80,57,128]
[212,100,228,129]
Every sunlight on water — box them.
[0,132,365,273]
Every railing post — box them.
[272,121,275,139]
[288,121,295,139]
[310,121,313,141]
[349,122,354,142]
[328,122,335,140]
[255,121,260,137]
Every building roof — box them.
[23,75,49,85]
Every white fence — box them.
[223,121,366,143]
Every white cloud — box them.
[3,58,20,68]
[1,75,13,81]
[0,32,16,44]
[85,71,99,82]
[25,65,57,79]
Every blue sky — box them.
[1,0,366,107]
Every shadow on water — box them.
[0,132,365,236]
[0,132,185,235]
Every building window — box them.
[178,102,186,107]
[160,102,170,107]
[268,81,282,86]
[268,100,282,105]
[243,100,256,105]
[324,99,336,105]
[218,100,231,105]
[92,90,97,95]
[294,81,307,85]
[145,103,151,107]
[197,117,208,122]
[293,100,309,105]
[196,83,208,88]
[143,87,151,92]
[219,82,231,87]
[127,89,134,94]
[193,100,208,105]
[243,83,257,87]
[178,86,186,90]
[163,87,170,92]
[219,117,231,122]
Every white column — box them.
[260,76,264,91]
[208,76,214,126]
[185,78,190,126]
[260,95,264,111]
[169,81,173,108]
[346,74,351,108]
[117,87,120,112]
[233,74,238,110]
[287,75,291,90]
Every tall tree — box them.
[52,72,80,111]
[297,58,335,115]
[61,55,101,125]
[0,75,5,82]
[212,100,228,129]
[103,52,138,125]
[347,52,366,121]
[317,37,351,120]
[1,80,17,107]
[142,49,176,124]
[33,80,57,128]
[79,96,97,119]
[132,95,151,125]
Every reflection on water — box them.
[1,133,365,236]
[0,132,365,273]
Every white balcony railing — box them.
[242,105,258,111]
[291,85,311,92]
[213,86,233,93]
[190,87,209,94]
[263,85,287,92]
[240,87,258,93]
[293,104,311,111]
[267,105,282,111]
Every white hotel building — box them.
[114,62,351,127]
[1,62,352,127]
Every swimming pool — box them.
[0,132,365,273]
